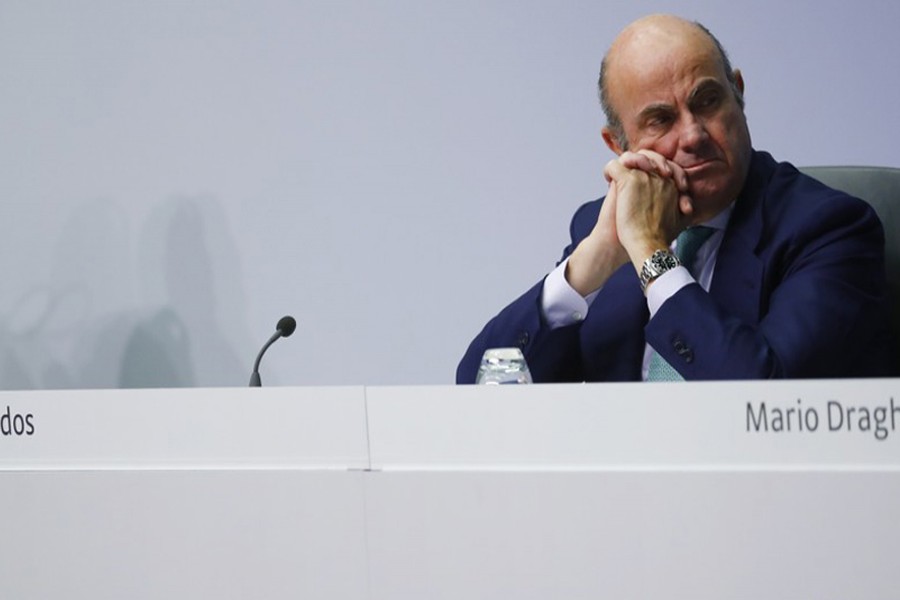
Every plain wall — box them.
[1,0,898,388]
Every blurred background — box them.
[1,0,897,388]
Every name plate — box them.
[2,380,898,471]
[0,386,369,470]
[365,379,900,469]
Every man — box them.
[457,14,893,383]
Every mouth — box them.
[682,159,718,173]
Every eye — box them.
[644,112,674,129]
[694,90,722,112]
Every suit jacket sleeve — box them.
[646,166,893,379]
[455,201,603,384]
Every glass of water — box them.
[476,347,533,385]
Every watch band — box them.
[639,249,681,292]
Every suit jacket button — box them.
[517,331,530,348]
[673,339,694,363]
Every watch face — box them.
[654,252,679,270]
[640,250,680,291]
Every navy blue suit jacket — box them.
[457,151,894,382]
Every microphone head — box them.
[276,315,297,337]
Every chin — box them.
[689,189,731,220]
[691,174,739,207]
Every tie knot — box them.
[675,226,716,271]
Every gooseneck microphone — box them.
[249,315,297,387]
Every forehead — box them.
[607,26,727,117]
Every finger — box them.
[635,149,673,177]
[604,157,629,182]
[599,180,617,223]
[618,151,664,176]
[606,180,618,206]
[667,161,690,192]
[678,193,694,217]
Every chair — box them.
[800,166,900,374]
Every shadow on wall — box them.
[81,307,194,389]
[0,195,251,390]
[0,286,94,390]
[130,196,249,388]
[119,308,194,388]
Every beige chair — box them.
[800,166,900,375]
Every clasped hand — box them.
[565,150,693,296]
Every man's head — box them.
[598,15,752,221]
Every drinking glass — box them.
[475,347,533,385]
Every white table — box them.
[2,380,898,599]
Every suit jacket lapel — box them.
[709,151,775,325]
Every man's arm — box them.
[455,279,588,384]
[456,151,692,384]
[455,201,605,384]
[646,189,892,379]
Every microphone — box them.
[249,315,297,387]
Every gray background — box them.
[1,0,898,388]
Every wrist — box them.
[625,237,670,273]
[566,239,627,296]
[638,249,681,293]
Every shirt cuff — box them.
[646,265,694,317]
[541,257,599,329]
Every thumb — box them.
[679,193,694,217]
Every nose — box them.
[679,115,709,152]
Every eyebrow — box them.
[635,77,728,125]
[637,102,675,124]
[687,78,726,104]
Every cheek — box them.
[708,114,749,159]
[635,133,679,159]
[706,132,732,160]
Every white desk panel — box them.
[364,470,899,600]
[2,382,898,599]
[0,470,369,600]
[0,386,369,469]
[365,380,900,470]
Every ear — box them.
[733,68,745,97]
[601,126,624,155]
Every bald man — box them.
[457,15,893,382]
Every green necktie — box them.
[645,226,716,381]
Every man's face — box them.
[604,27,752,222]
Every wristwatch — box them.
[639,249,681,293]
